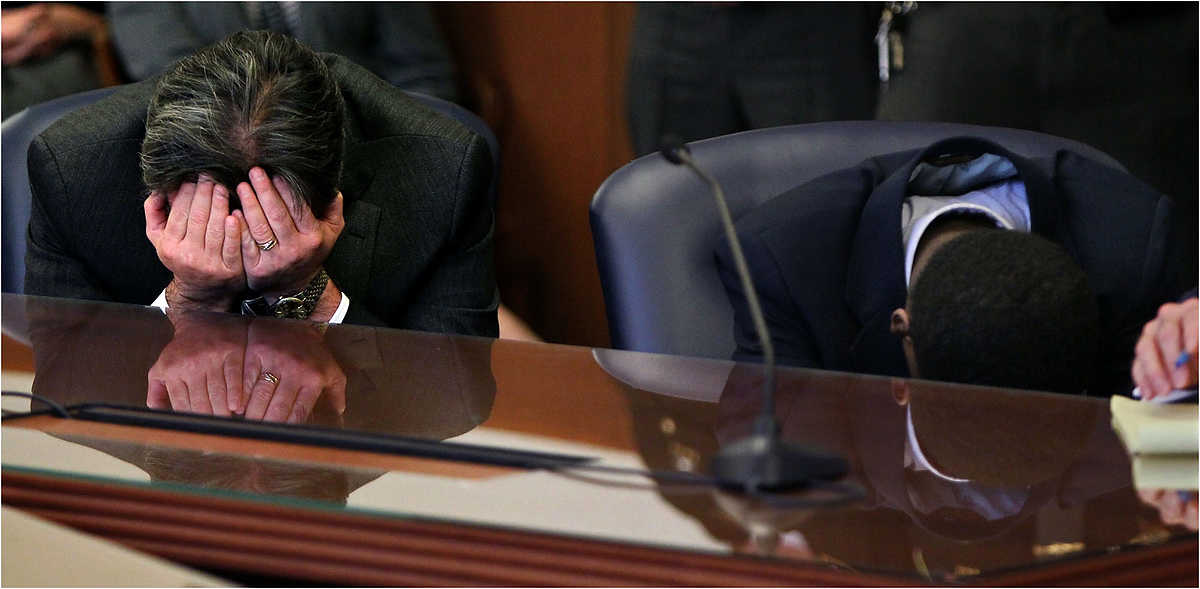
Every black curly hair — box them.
[907,229,1100,395]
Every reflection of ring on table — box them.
[261,371,280,385]
[255,238,278,251]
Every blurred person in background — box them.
[626,2,878,156]
[877,2,1198,281]
[107,2,458,102]
[2,2,118,119]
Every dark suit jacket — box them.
[716,136,1189,396]
[25,53,499,337]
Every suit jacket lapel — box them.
[844,150,921,375]
[1009,151,1073,255]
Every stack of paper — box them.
[1110,396,1199,490]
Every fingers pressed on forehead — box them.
[222,216,242,270]
[205,184,229,252]
[237,182,276,245]
[235,210,262,267]
[249,167,298,235]
[273,175,318,231]
[144,191,168,239]
[165,182,197,239]
[185,178,215,246]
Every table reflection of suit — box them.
[617,360,1168,577]
[18,296,497,504]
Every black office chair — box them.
[589,121,1125,360]
[1,87,498,296]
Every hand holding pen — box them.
[1132,297,1198,401]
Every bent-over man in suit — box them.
[26,31,498,335]
[717,137,1191,396]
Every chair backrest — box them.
[590,121,1126,360]
[1,87,498,294]
[2,87,121,293]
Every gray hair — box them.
[141,30,345,216]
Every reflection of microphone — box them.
[659,138,847,491]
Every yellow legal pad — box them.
[1110,395,1199,490]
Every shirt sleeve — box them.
[329,292,351,324]
[150,289,168,311]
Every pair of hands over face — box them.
[147,313,347,425]
[144,167,344,312]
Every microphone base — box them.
[711,432,848,492]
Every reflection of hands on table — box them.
[145,177,246,313]
[146,314,346,425]
[242,320,347,424]
[147,313,247,417]
[1133,298,1198,401]
[1138,488,1198,532]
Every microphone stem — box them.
[681,156,777,427]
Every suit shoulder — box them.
[37,81,155,152]
[735,163,880,239]
[1054,151,1166,204]
[326,53,476,147]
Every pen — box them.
[1175,350,1191,370]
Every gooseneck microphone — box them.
[659,138,847,492]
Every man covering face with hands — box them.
[26,31,499,335]
[140,31,350,322]
[144,168,346,322]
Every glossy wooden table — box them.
[2,294,1195,586]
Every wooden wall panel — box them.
[436,2,636,348]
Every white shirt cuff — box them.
[329,292,351,324]
[151,289,168,312]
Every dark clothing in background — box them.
[627,2,878,156]
[107,2,459,102]
[716,138,1190,397]
[877,2,1199,276]
[25,53,498,336]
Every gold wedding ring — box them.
[261,371,280,385]
[256,238,278,251]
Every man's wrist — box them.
[164,279,237,313]
[306,279,342,324]
[260,269,324,306]
[243,270,338,322]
